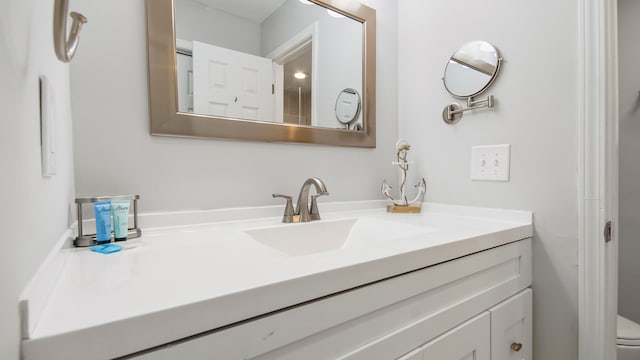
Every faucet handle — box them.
[309,192,329,221]
[273,194,295,223]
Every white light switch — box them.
[40,75,56,177]
[471,144,510,181]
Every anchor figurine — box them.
[381,139,426,213]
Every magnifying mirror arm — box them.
[467,95,494,108]
[443,95,495,124]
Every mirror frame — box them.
[145,0,376,147]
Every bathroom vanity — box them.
[20,202,532,359]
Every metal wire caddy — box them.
[74,195,141,247]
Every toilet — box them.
[618,315,640,360]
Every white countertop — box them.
[21,202,532,360]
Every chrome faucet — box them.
[296,177,329,222]
[273,177,329,223]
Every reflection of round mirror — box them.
[443,41,501,98]
[335,88,361,126]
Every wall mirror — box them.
[441,40,502,124]
[335,88,361,130]
[146,0,376,147]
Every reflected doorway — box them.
[282,43,312,125]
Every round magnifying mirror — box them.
[443,41,501,98]
[335,88,362,128]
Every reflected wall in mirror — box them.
[146,0,376,147]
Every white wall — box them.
[71,0,397,212]
[618,0,640,325]
[261,0,363,128]
[174,0,261,56]
[398,1,579,360]
[49,1,586,358]
[0,0,76,358]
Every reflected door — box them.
[176,52,194,112]
[193,41,274,121]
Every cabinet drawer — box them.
[396,312,491,360]
[396,347,423,360]
[421,312,490,360]
[490,289,532,360]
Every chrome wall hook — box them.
[442,95,495,124]
[53,0,87,63]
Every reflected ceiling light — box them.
[326,9,346,18]
[298,0,313,5]
[332,0,361,11]
[294,72,307,79]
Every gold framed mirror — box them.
[145,0,376,147]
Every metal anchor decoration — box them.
[381,139,426,213]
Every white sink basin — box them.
[244,218,437,256]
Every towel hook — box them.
[53,0,87,63]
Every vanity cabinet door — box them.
[419,312,490,360]
[489,289,532,360]
[395,347,423,360]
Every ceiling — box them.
[192,0,288,23]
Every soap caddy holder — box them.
[73,195,141,247]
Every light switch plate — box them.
[40,75,56,177]
[471,144,510,181]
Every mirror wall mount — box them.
[441,41,502,124]
[443,95,495,125]
[145,0,376,147]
